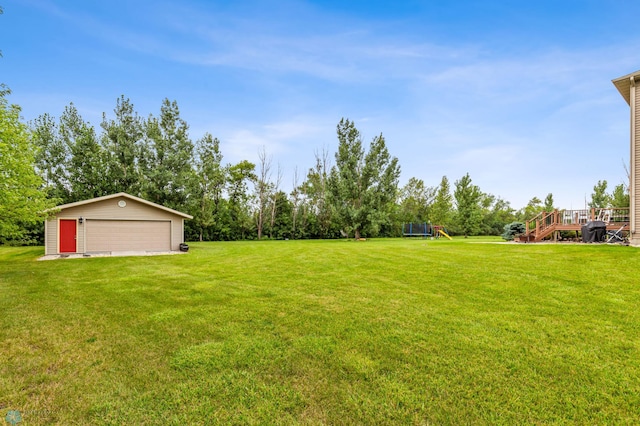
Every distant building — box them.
[612,70,640,245]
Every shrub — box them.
[502,222,525,241]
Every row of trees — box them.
[0,89,631,244]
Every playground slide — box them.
[438,229,452,240]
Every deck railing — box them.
[523,207,629,241]
[558,208,629,225]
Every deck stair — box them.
[517,208,629,242]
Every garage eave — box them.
[48,192,193,219]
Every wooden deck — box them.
[517,208,629,242]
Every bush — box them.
[502,222,525,241]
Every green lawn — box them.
[1,238,640,425]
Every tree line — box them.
[0,90,631,244]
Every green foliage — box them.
[227,160,257,239]
[430,176,453,227]
[453,173,482,237]
[0,86,56,243]
[589,180,610,208]
[501,221,525,240]
[60,103,109,201]
[100,96,144,195]
[187,133,227,241]
[544,193,555,212]
[20,93,573,242]
[480,195,516,235]
[610,183,629,208]
[140,99,193,209]
[300,148,333,238]
[398,177,434,223]
[31,113,70,201]
[517,196,543,221]
[328,119,401,239]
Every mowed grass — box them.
[1,238,640,425]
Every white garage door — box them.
[86,220,171,252]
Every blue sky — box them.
[1,0,638,209]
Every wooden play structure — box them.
[516,207,629,242]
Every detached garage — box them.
[45,193,192,255]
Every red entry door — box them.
[59,219,77,253]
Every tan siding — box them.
[171,219,185,250]
[45,218,57,255]
[635,86,640,235]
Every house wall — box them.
[45,195,187,254]
[633,79,640,244]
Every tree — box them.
[544,193,555,212]
[453,173,482,237]
[589,180,610,209]
[31,113,71,202]
[290,167,303,239]
[101,96,143,195]
[140,99,193,209]
[254,146,272,240]
[188,133,227,241]
[610,183,629,208]
[398,177,434,224]
[60,103,108,201]
[301,147,333,238]
[328,119,400,239]
[479,194,515,235]
[268,190,293,239]
[517,196,543,221]
[267,164,283,239]
[430,176,453,227]
[0,86,56,243]
[227,160,257,239]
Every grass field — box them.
[1,238,640,425]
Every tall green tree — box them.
[141,99,193,209]
[0,86,56,243]
[31,113,70,202]
[188,133,227,241]
[301,147,333,238]
[589,180,610,209]
[430,176,453,227]
[543,193,555,212]
[517,196,544,221]
[266,190,293,240]
[101,96,143,195]
[479,194,515,235]
[398,177,434,223]
[328,119,400,239]
[60,103,107,201]
[453,173,482,237]
[610,183,629,208]
[227,160,257,239]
